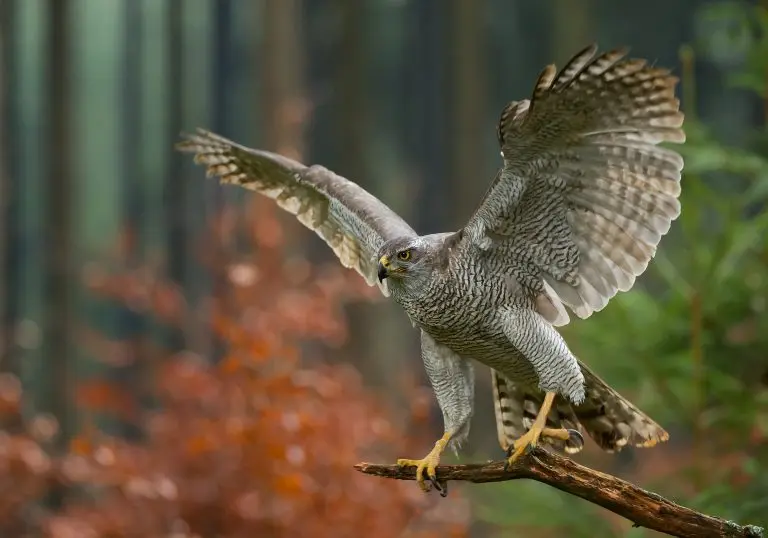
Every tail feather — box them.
[492,362,668,454]
[492,369,583,454]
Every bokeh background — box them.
[1,0,768,536]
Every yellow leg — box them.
[540,427,572,441]
[397,431,451,494]
[506,392,573,465]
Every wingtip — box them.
[174,136,193,151]
[174,128,204,151]
[175,127,216,148]
[609,44,631,57]
[581,42,600,56]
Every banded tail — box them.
[492,363,668,454]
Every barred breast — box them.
[395,258,543,388]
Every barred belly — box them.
[425,323,541,390]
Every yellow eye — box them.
[397,250,411,261]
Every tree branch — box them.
[355,448,764,538]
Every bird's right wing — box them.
[459,45,685,323]
[177,129,416,295]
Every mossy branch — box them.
[355,447,763,538]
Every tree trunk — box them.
[210,0,231,207]
[203,0,232,366]
[448,0,487,222]
[403,0,449,231]
[45,0,74,506]
[118,0,146,440]
[0,0,17,379]
[164,0,186,351]
[261,0,304,158]
[260,0,305,279]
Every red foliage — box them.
[1,200,469,537]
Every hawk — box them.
[177,44,684,494]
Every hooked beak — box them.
[377,255,390,283]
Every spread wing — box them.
[176,129,416,294]
[461,44,685,323]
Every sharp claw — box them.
[427,471,446,496]
[503,450,511,471]
[566,428,584,448]
[505,448,525,469]
[398,436,451,496]
[399,458,443,494]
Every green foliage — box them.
[474,481,613,538]
[695,3,768,97]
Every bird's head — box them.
[376,237,429,285]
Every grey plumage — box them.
[177,44,683,465]
[421,331,475,456]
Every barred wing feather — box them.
[464,44,685,322]
[176,129,416,295]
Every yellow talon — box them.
[397,431,452,495]
[506,392,575,466]
[507,427,538,463]
[396,455,439,492]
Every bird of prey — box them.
[177,44,684,495]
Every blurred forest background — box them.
[1,0,768,536]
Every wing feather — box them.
[462,45,685,320]
[176,129,416,294]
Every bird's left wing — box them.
[460,45,685,322]
[177,129,416,295]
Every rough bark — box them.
[356,448,764,538]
